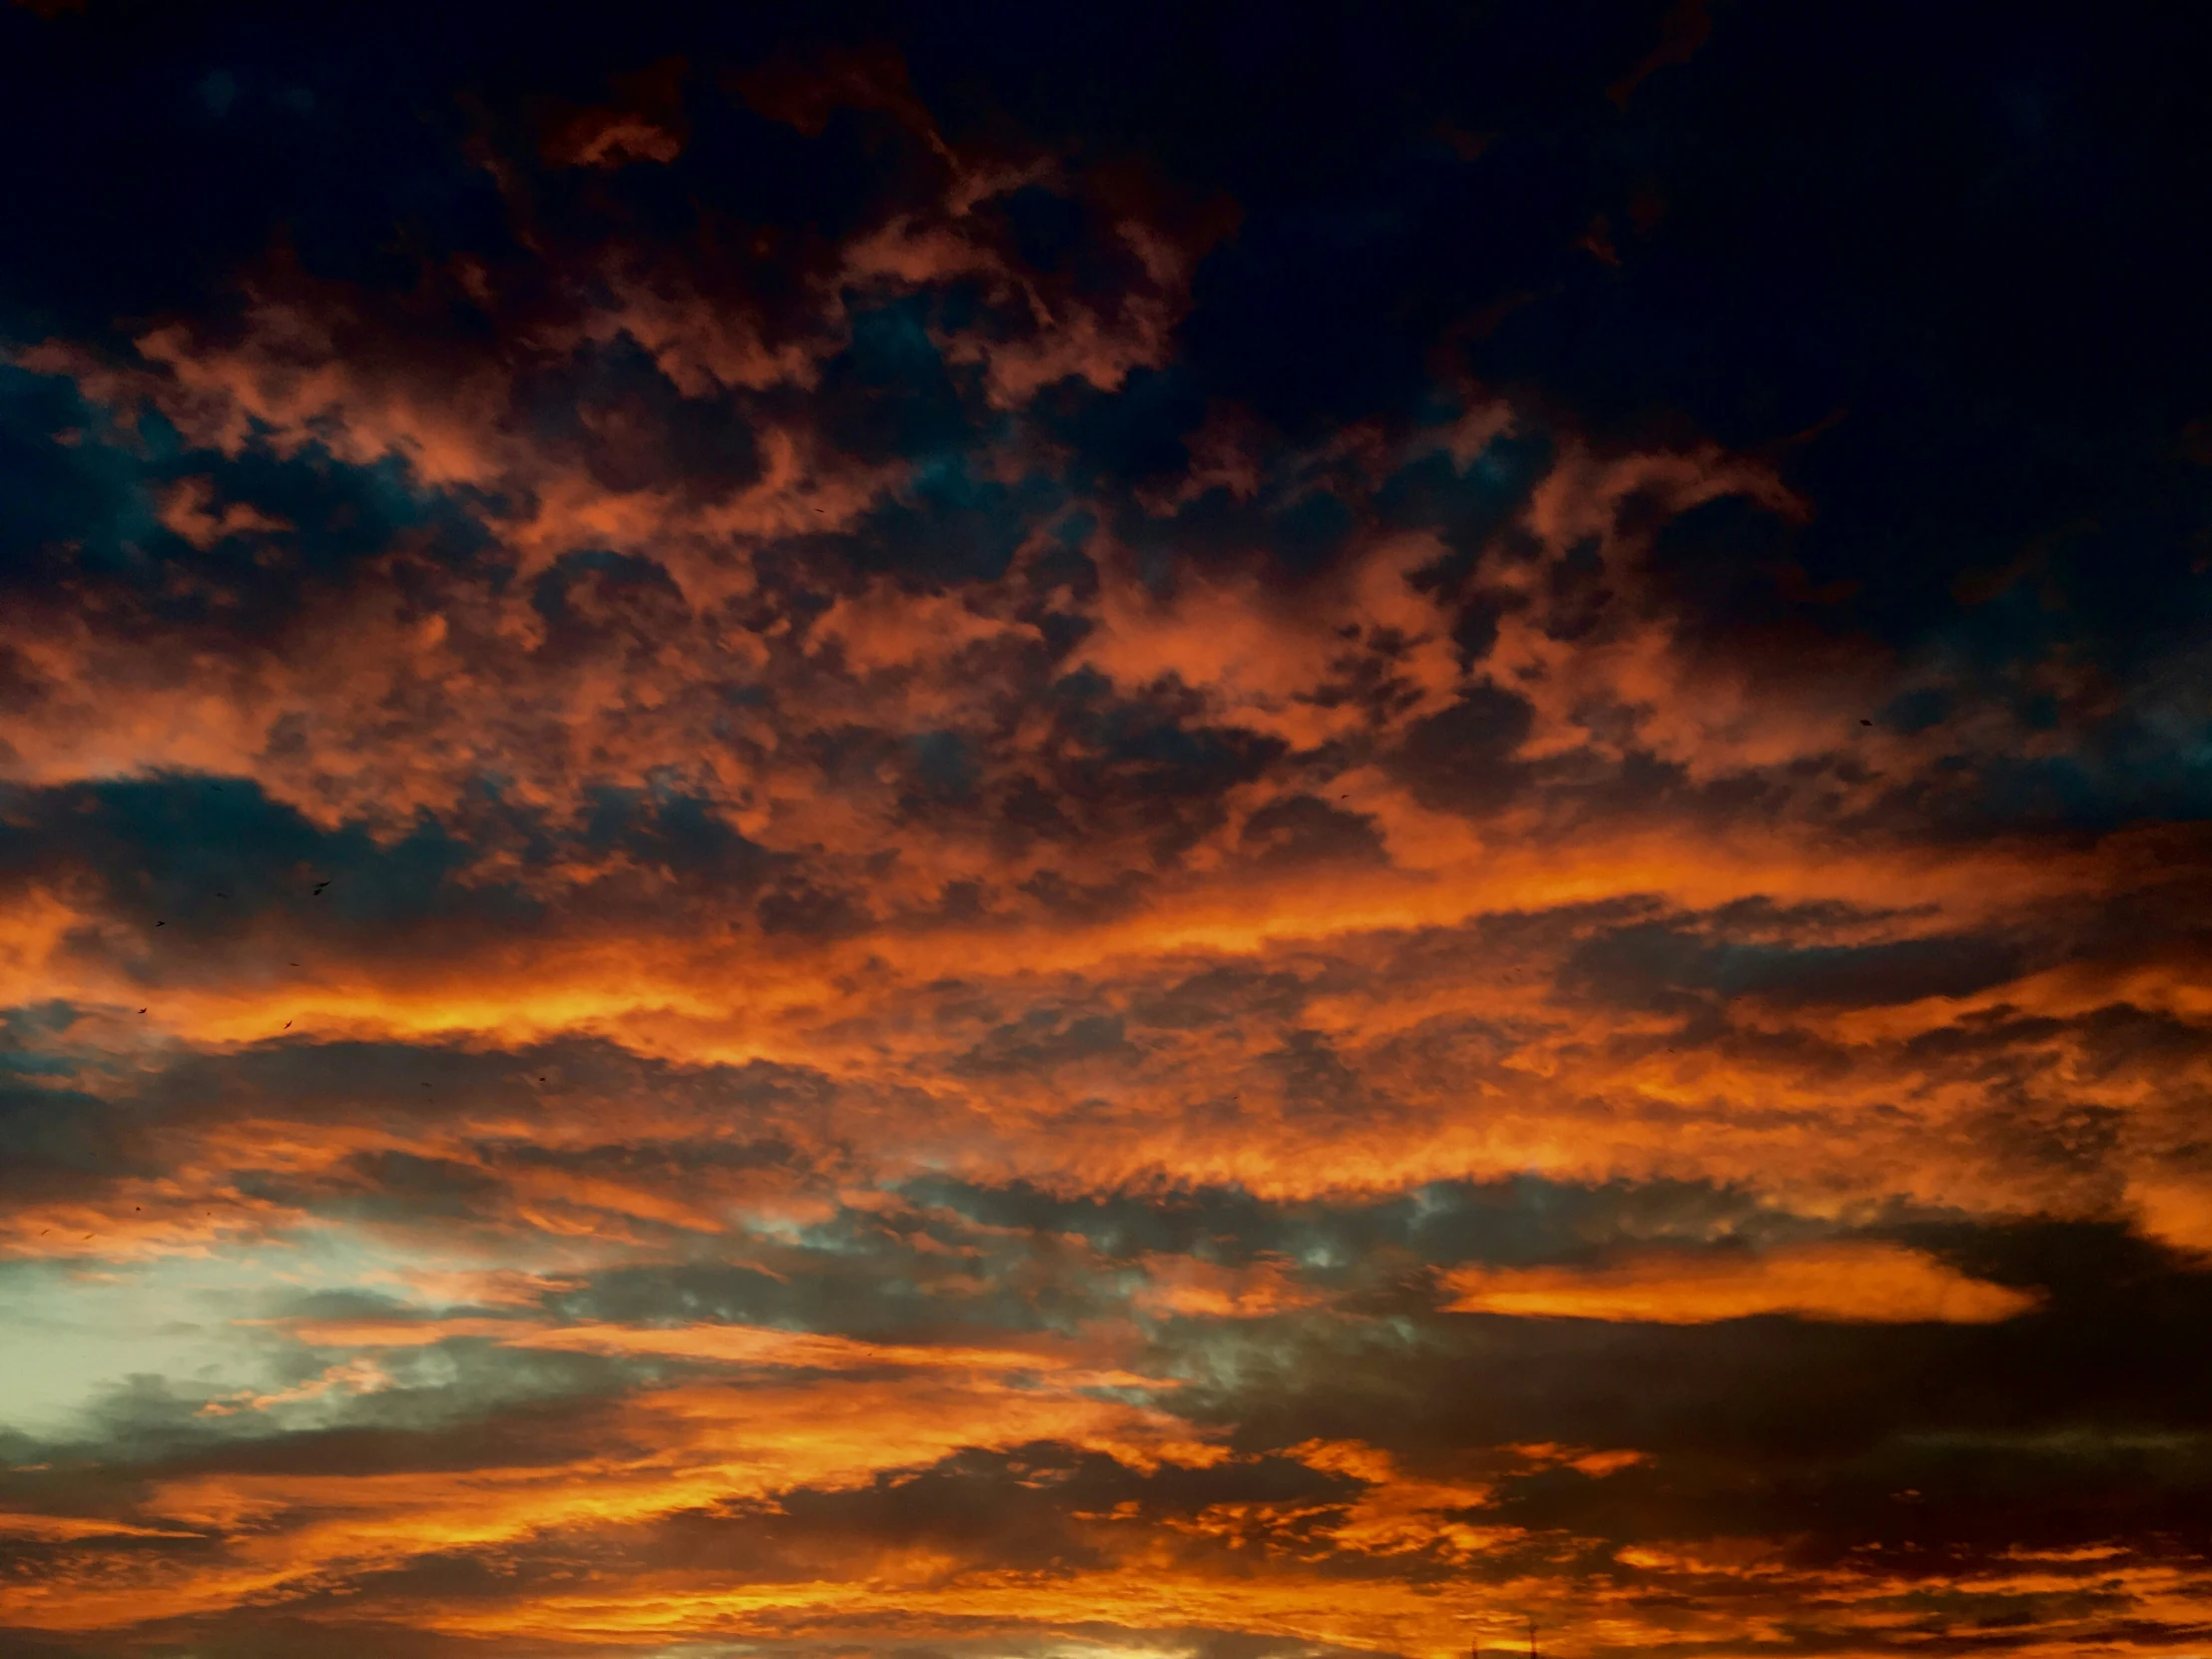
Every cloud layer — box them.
[3,3,2211,1656]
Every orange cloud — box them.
[505,1320,1152,1381]
[199,1357,391,1415]
[1440,1242,2040,1324]
[543,58,689,169]
[154,475,292,550]
[0,1377,1223,1634]
[1130,1252,1324,1319]
[272,1317,531,1348]
[0,1514,202,1542]
[2131,1177,2212,1257]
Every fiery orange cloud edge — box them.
[4,848,2205,1257]
[1440,1241,2039,1324]
[27,1309,2129,1659]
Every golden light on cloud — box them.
[1439,1242,2041,1324]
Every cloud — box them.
[502,1320,1150,1382]
[542,59,690,170]
[1438,1241,2040,1324]
[2131,1179,2212,1258]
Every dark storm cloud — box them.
[0,1080,137,1202]
[1385,687,1537,816]
[1168,1229,2212,1558]
[904,1176,1798,1280]
[3,0,2203,676]
[1560,922,2030,1011]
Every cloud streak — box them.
[1439,1242,2040,1324]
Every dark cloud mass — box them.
[1,1,2210,1656]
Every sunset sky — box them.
[3,3,2211,1656]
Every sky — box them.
[2,1,2211,1655]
